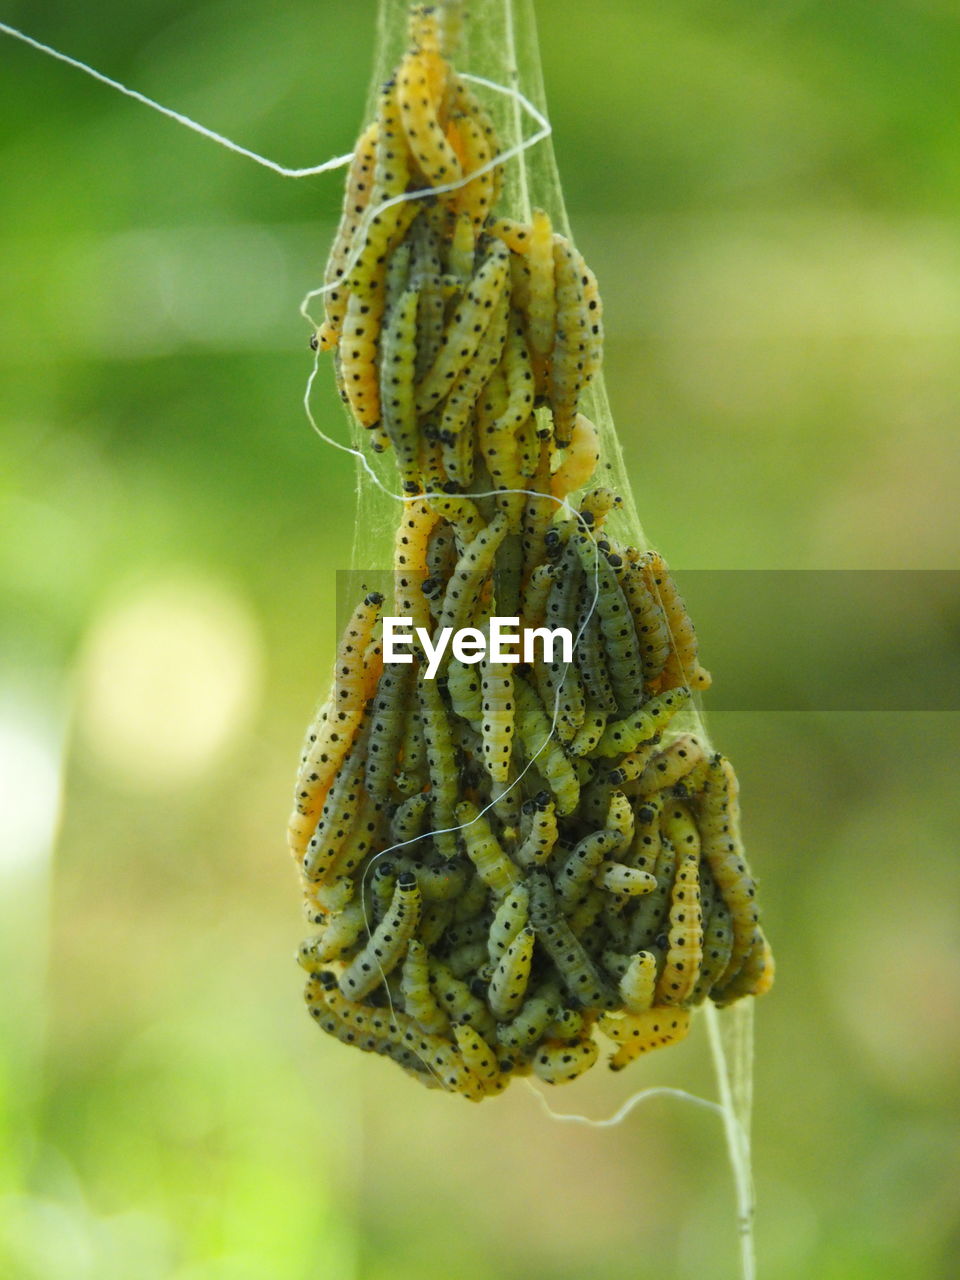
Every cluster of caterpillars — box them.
[289,5,773,1100]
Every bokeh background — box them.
[2,1,959,1277]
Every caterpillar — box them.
[300,712,373,883]
[339,869,421,1000]
[419,673,461,859]
[415,241,510,414]
[452,1023,505,1094]
[532,1036,600,1085]
[515,793,558,868]
[695,755,762,991]
[364,663,414,806]
[289,591,383,860]
[397,46,461,188]
[640,551,712,692]
[528,870,617,1009]
[455,800,520,896]
[600,1007,691,1072]
[496,983,562,1051]
[401,937,451,1035]
[514,676,580,816]
[298,899,366,968]
[598,862,657,898]
[440,286,509,438]
[654,849,703,1007]
[554,828,621,913]
[633,734,707,796]
[526,209,556,358]
[488,925,535,1021]
[319,119,379,350]
[479,654,515,784]
[549,235,592,443]
[572,535,644,713]
[429,960,498,1042]
[550,414,600,498]
[594,686,691,757]
[380,288,422,491]
[434,511,510,638]
[618,951,658,1014]
[413,855,468,903]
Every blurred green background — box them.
[1,1,958,1277]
